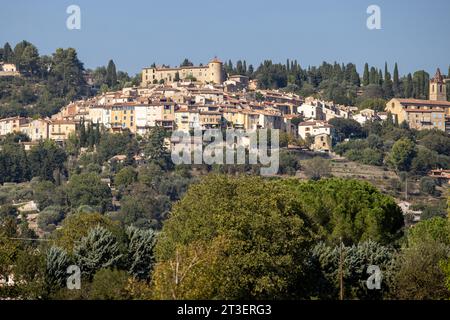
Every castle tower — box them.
[429,68,447,101]
[208,57,224,84]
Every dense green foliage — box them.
[334,120,450,175]
[151,175,404,299]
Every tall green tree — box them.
[13,41,40,74]
[152,175,319,299]
[28,140,67,182]
[106,59,117,88]
[389,218,450,299]
[412,70,430,99]
[363,63,370,86]
[47,48,87,100]
[369,67,377,84]
[144,126,172,170]
[404,73,413,98]
[393,63,400,96]
[0,142,30,183]
[65,173,112,213]
[3,42,14,63]
[388,138,417,172]
[383,62,394,99]
[283,178,404,245]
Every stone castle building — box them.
[141,58,224,86]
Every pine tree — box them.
[126,226,156,280]
[74,226,122,279]
[363,63,370,86]
[243,60,247,75]
[106,59,117,88]
[393,63,400,96]
[46,246,70,289]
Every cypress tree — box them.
[248,64,254,77]
[79,119,87,147]
[404,73,413,98]
[363,63,370,86]
[94,121,101,145]
[378,69,383,86]
[369,67,377,84]
[3,42,13,63]
[227,60,233,74]
[393,63,400,96]
[106,60,117,88]
[383,63,394,99]
[87,122,95,147]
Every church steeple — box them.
[430,68,447,101]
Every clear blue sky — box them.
[1,0,449,76]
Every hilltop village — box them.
[0,39,450,299]
[1,59,448,155]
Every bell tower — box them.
[429,68,447,101]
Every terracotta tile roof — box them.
[396,98,450,107]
